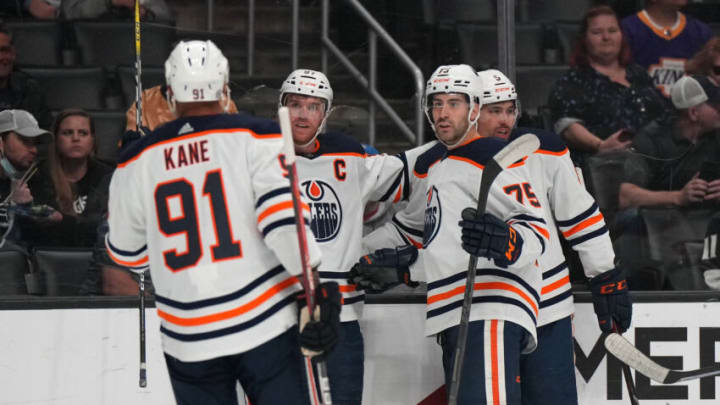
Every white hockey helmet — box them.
[477,69,517,104]
[477,69,520,120]
[424,64,483,147]
[279,69,334,112]
[164,40,230,109]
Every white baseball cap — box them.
[671,75,720,110]
[0,109,50,138]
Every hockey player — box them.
[279,68,409,405]
[475,69,632,404]
[353,64,550,404]
[106,41,340,405]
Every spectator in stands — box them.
[685,36,720,83]
[61,0,173,22]
[619,74,720,210]
[19,109,113,248]
[0,109,50,249]
[621,0,712,97]
[548,5,670,165]
[0,24,52,129]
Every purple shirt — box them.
[621,11,712,96]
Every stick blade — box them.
[278,107,296,164]
[493,133,540,168]
[604,333,670,383]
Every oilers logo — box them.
[423,186,441,246]
[302,180,342,242]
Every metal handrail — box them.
[320,0,424,146]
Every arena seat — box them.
[456,23,544,68]
[73,22,175,67]
[117,65,166,107]
[515,64,568,116]
[6,21,63,66]
[32,248,93,296]
[90,110,127,163]
[23,67,106,110]
[0,249,30,295]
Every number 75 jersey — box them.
[106,114,321,362]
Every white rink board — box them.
[1,302,719,404]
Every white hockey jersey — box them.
[106,114,321,362]
[295,132,407,322]
[508,128,615,326]
[419,136,549,352]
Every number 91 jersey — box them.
[106,114,321,362]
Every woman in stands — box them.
[20,109,113,248]
[548,5,671,165]
[686,36,720,83]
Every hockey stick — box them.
[278,106,332,405]
[134,0,148,389]
[612,326,639,405]
[605,332,720,384]
[448,134,540,405]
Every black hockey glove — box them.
[298,281,342,358]
[459,208,523,267]
[588,267,632,333]
[348,245,419,293]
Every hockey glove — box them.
[348,245,419,293]
[459,208,523,267]
[588,267,632,333]
[298,281,342,358]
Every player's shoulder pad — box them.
[414,141,447,176]
[445,136,508,167]
[117,113,281,165]
[315,131,366,156]
[511,127,567,154]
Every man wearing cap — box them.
[0,109,54,247]
[618,74,720,210]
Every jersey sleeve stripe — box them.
[509,214,546,224]
[106,239,147,257]
[556,202,598,227]
[567,226,609,247]
[392,215,424,238]
[106,249,150,267]
[561,213,604,238]
[539,289,573,309]
[507,157,527,168]
[155,265,286,309]
[261,217,309,237]
[540,275,570,295]
[257,200,308,224]
[343,294,365,306]
[393,184,403,203]
[529,223,550,240]
[256,187,291,208]
[160,294,297,342]
[542,261,568,280]
[377,171,404,203]
[513,222,546,253]
[158,275,300,327]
